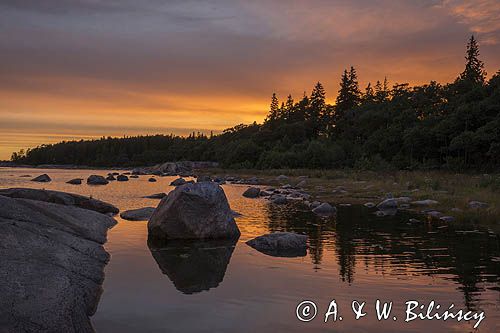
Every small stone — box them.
[31,174,51,182]
[242,187,260,198]
[117,174,129,181]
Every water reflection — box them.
[264,202,500,309]
[147,238,238,294]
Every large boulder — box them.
[31,174,51,182]
[0,194,116,333]
[120,207,156,221]
[148,182,240,240]
[87,175,108,185]
[246,232,307,257]
[148,238,236,294]
[0,188,119,215]
[242,187,260,198]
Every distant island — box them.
[10,36,500,172]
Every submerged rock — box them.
[67,178,83,185]
[143,192,167,199]
[0,194,116,333]
[312,202,336,216]
[148,238,237,294]
[31,174,51,182]
[120,207,156,221]
[246,232,307,257]
[411,199,439,206]
[148,182,240,240]
[242,187,260,198]
[87,175,108,185]
[0,188,119,215]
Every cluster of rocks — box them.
[0,188,117,332]
[367,193,490,224]
[242,183,336,217]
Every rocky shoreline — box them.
[0,189,117,333]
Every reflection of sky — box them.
[1,1,500,159]
[0,168,498,332]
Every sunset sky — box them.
[1,0,500,160]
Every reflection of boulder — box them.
[148,238,237,294]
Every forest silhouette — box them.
[11,36,500,171]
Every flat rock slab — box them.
[246,232,307,257]
[0,195,116,333]
[0,188,119,215]
[120,207,156,221]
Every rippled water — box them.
[1,168,499,332]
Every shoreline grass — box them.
[204,168,500,228]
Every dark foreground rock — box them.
[148,238,237,294]
[0,188,119,215]
[87,175,108,185]
[120,207,156,221]
[148,182,240,240]
[246,232,307,257]
[31,174,51,182]
[0,194,116,333]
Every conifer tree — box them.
[459,35,486,85]
[265,93,280,122]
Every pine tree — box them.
[459,35,486,85]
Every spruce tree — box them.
[266,93,280,122]
[336,67,361,120]
[459,35,486,85]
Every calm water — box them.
[1,168,499,332]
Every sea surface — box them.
[1,168,499,333]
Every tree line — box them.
[11,36,500,171]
